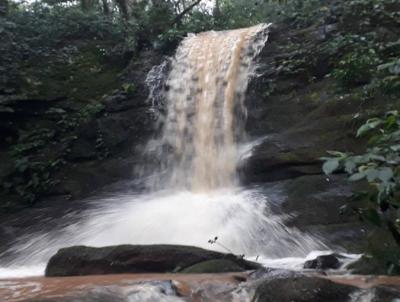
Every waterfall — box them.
[156,24,270,191]
[0,24,328,278]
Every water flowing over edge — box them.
[148,24,272,191]
[0,24,352,279]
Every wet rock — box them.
[49,157,137,198]
[0,152,14,179]
[303,254,341,270]
[253,269,400,302]
[253,273,356,302]
[238,137,322,183]
[1,272,249,301]
[45,244,261,277]
[347,255,389,276]
[26,291,127,302]
[103,92,136,113]
[180,259,246,274]
[25,280,180,302]
[373,286,400,302]
[252,175,370,253]
[97,115,132,150]
[67,138,97,161]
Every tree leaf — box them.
[379,167,394,183]
[357,119,382,137]
[322,158,340,175]
[344,159,356,173]
[365,168,379,182]
[349,172,365,181]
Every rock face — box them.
[236,19,400,253]
[45,244,261,277]
[0,46,165,214]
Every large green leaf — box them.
[349,172,365,181]
[356,118,382,137]
[322,158,340,175]
[379,167,394,183]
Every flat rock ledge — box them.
[45,244,261,277]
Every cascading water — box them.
[0,24,328,279]
[155,25,269,191]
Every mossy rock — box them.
[180,259,246,274]
[347,255,386,275]
[348,229,400,275]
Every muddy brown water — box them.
[0,272,248,301]
[2,272,400,302]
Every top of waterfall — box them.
[185,23,272,39]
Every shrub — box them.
[322,111,400,271]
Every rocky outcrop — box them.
[252,269,400,302]
[45,244,261,277]
[253,273,355,302]
[303,254,341,270]
[241,18,398,185]
[237,18,399,253]
[0,47,165,212]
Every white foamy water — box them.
[0,188,328,278]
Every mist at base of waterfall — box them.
[0,187,328,278]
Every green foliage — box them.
[155,10,215,48]
[378,57,400,94]
[327,31,399,94]
[1,101,105,204]
[2,127,65,204]
[8,5,126,46]
[332,48,381,88]
[341,0,400,30]
[0,5,127,93]
[322,111,400,272]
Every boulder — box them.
[180,259,246,274]
[253,269,400,302]
[253,272,356,302]
[303,254,341,270]
[45,244,261,277]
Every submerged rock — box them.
[45,244,261,277]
